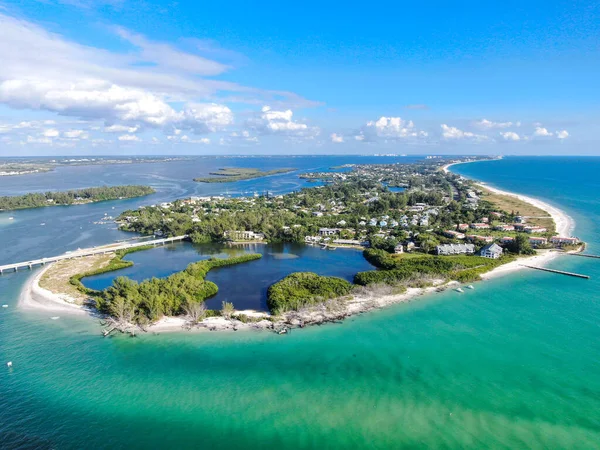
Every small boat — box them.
[2,305,8,308]
[6,361,12,368]
[8,217,14,220]
[455,288,464,293]
[40,223,46,226]
[50,316,60,320]
[467,285,474,290]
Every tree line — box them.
[0,185,155,211]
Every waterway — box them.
[1,155,599,449]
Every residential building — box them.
[318,228,341,236]
[224,230,265,241]
[436,243,475,256]
[550,236,579,246]
[529,237,548,247]
[480,243,503,259]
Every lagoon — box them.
[81,241,374,311]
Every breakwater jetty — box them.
[567,253,600,260]
[520,264,590,279]
[0,235,188,274]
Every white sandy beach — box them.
[19,263,88,314]
[443,161,575,237]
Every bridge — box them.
[0,235,189,274]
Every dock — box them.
[519,264,590,279]
[0,235,188,274]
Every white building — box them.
[436,243,475,256]
[479,243,503,259]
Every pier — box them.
[0,235,188,274]
[519,264,590,279]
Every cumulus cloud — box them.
[63,129,89,139]
[330,133,344,143]
[43,128,60,138]
[441,124,487,141]
[246,106,319,138]
[557,130,569,139]
[359,116,428,142]
[499,131,520,141]
[533,127,553,137]
[474,119,519,129]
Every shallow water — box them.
[1,156,600,449]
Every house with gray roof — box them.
[479,243,503,259]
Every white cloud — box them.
[441,124,487,141]
[363,116,428,140]
[180,103,233,133]
[533,127,553,137]
[474,119,519,129]
[557,130,569,139]
[246,106,319,138]
[0,12,315,142]
[104,124,139,133]
[43,128,60,138]
[354,134,365,141]
[63,129,89,139]
[500,131,521,141]
[118,134,140,141]
[330,133,344,143]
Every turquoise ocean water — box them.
[1,156,600,449]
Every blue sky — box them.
[0,0,598,155]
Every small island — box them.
[0,185,155,211]
[193,167,296,183]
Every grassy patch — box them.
[480,187,555,233]
[194,167,296,183]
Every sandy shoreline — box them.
[443,160,575,237]
[19,161,577,334]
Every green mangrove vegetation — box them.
[0,185,155,211]
[68,249,262,327]
[95,253,262,325]
[267,272,353,314]
[194,167,296,183]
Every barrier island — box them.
[24,157,585,335]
